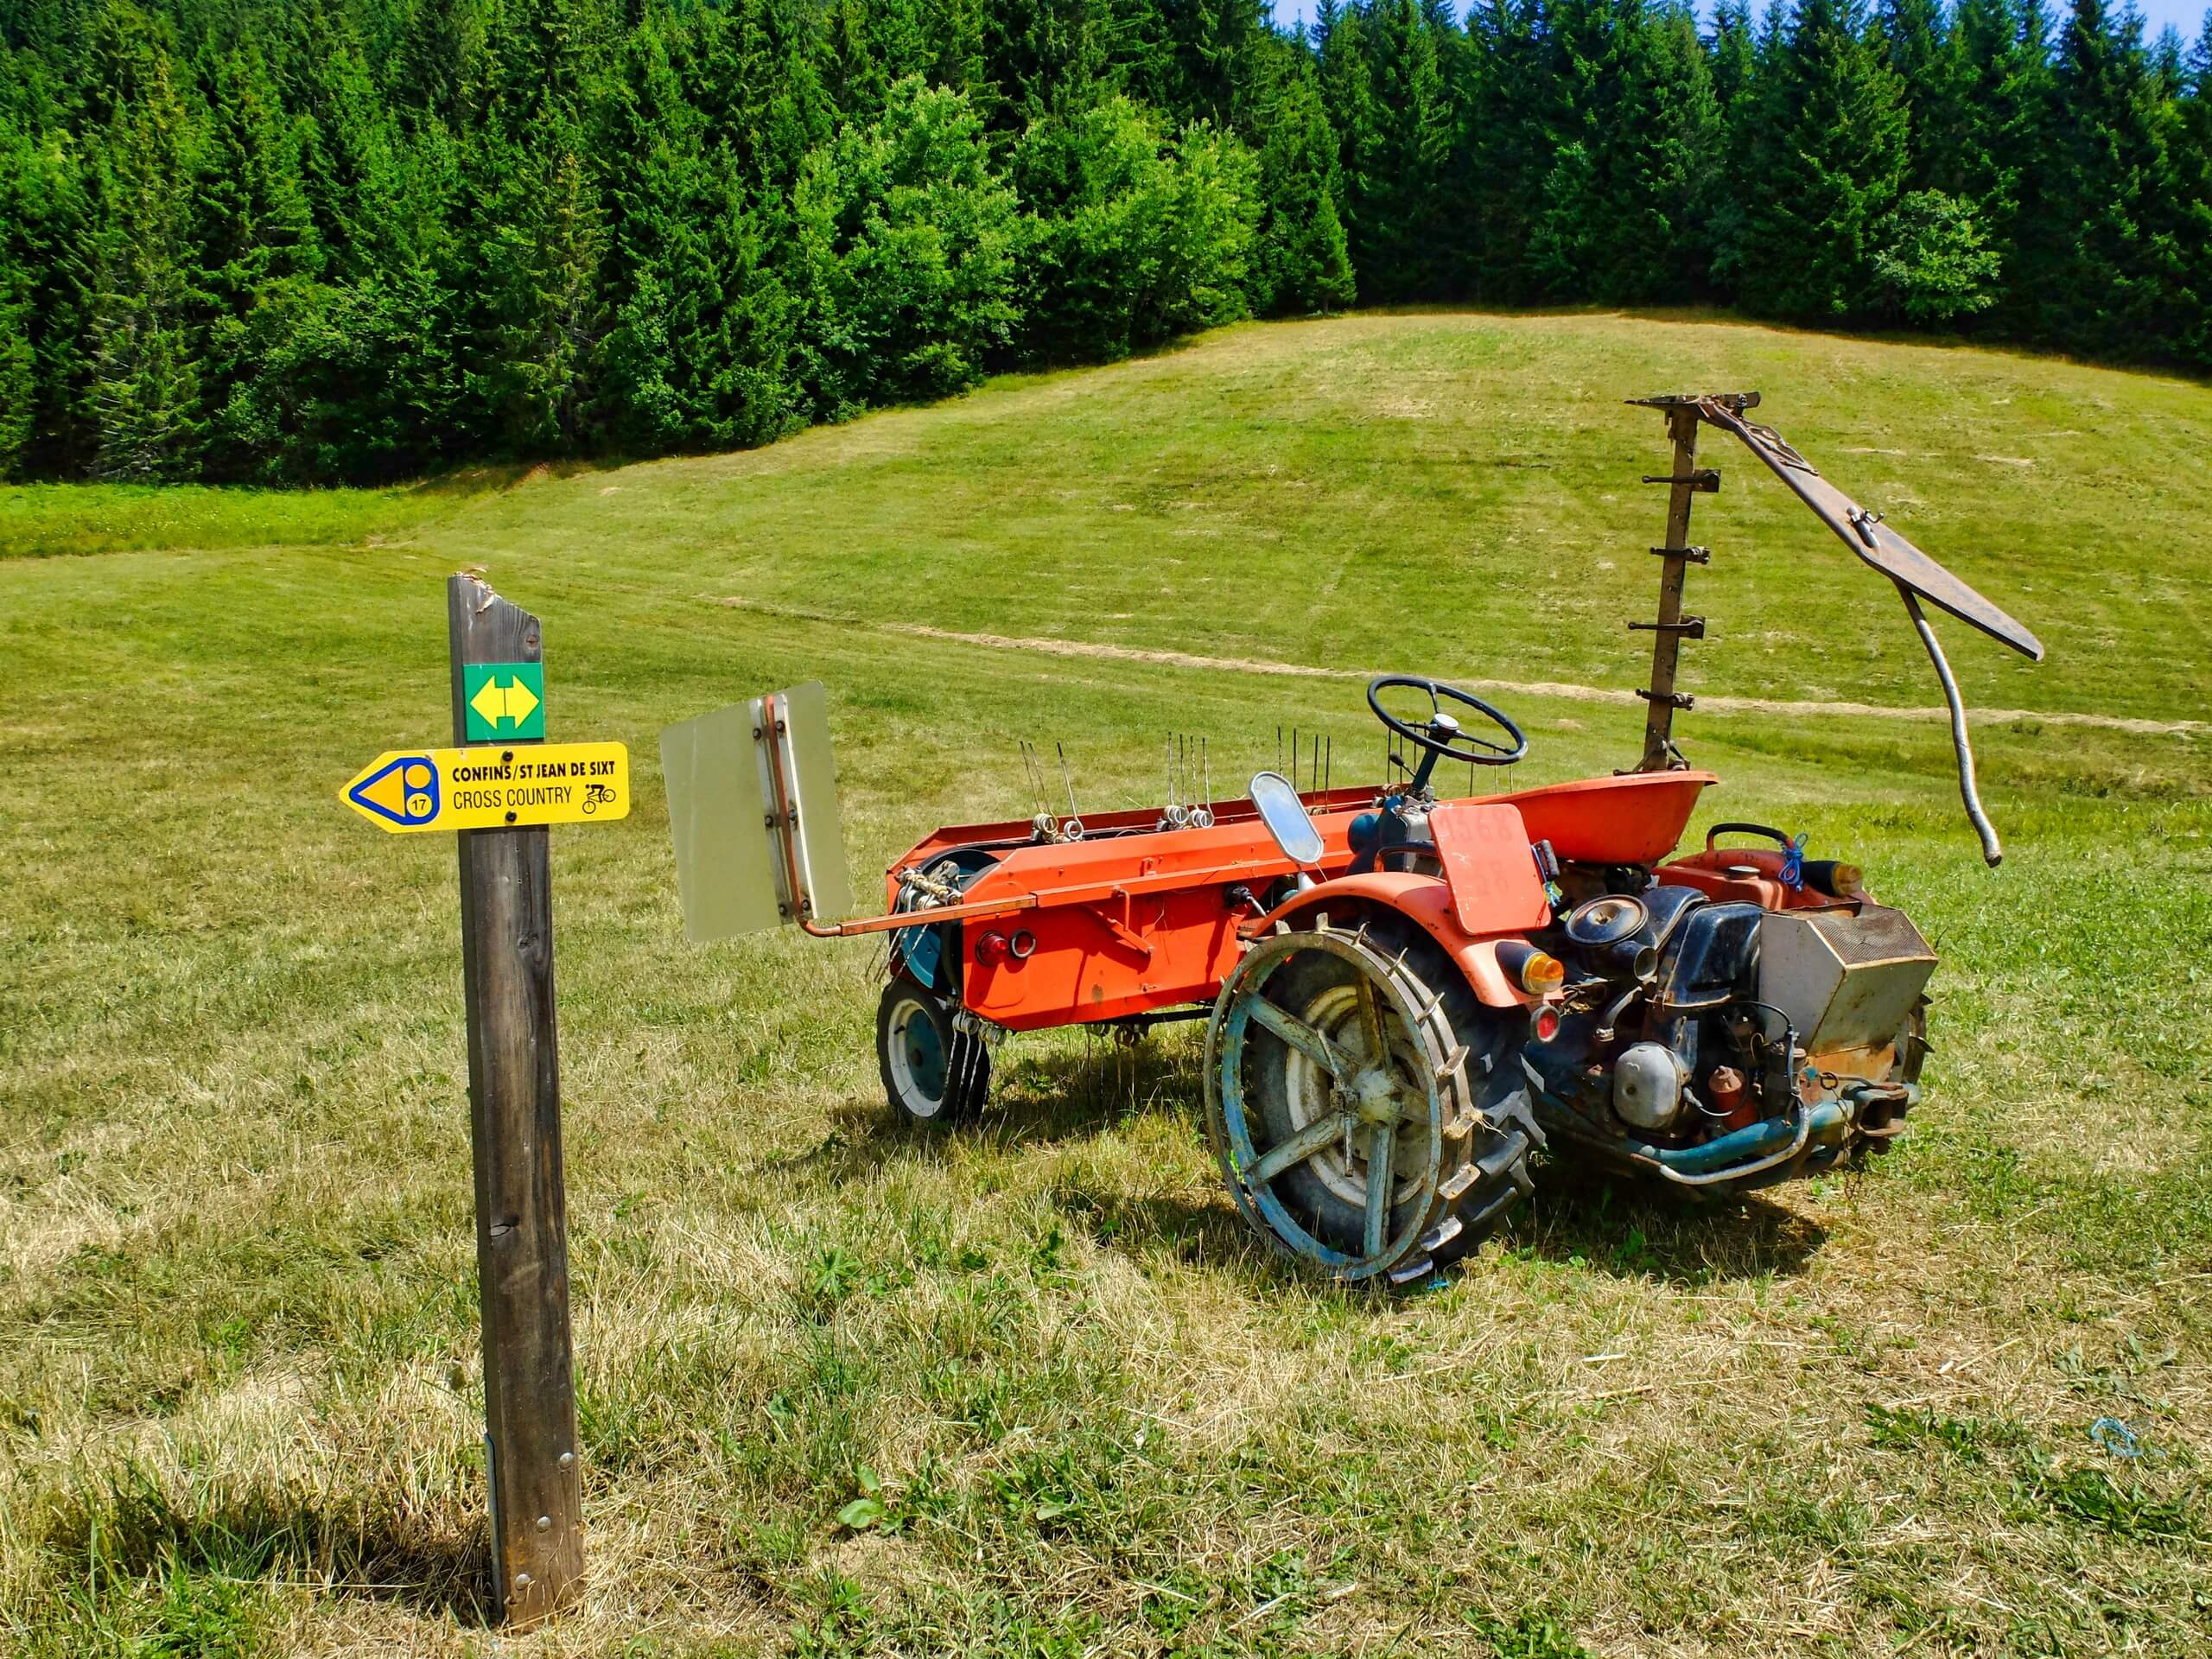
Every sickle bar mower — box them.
[664,396,2042,1287]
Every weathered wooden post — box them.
[446,574,585,1626]
[1632,399,1714,772]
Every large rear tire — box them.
[877,981,991,1128]
[1205,913,1542,1286]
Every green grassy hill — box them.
[3,313,2209,1656]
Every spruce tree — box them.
[1529,0,1624,302]
[1252,69,1356,314]
[453,0,607,454]
[2170,10,2212,365]
[393,0,480,134]
[1347,0,1452,302]
[1877,0,1951,185]
[1462,0,1550,303]
[593,17,795,452]
[977,0,1114,130]
[88,49,202,481]
[2021,0,2173,354]
[1917,0,2053,308]
[1613,2,1720,301]
[186,44,321,477]
[0,115,37,478]
[1529,0,1718,305]
[0,92,96,476]
[1314,0,1382,283]
[1732,0,1908,319]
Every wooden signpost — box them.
[340,574,621,1627]
[446,575,585,1627]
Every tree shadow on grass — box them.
[1503,1157,1829,1285]
[40,1473,493,1627]
[1050,1181,1271,1276]
[811,1026,1209,1161]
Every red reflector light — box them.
[976,929,1035,966]
[1531,1005,1561,1043]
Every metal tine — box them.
[1057,741,1079,821]
[1325,734,1332,795]
[963,1016,982,1116]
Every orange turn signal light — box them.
[1517,951,1566,995]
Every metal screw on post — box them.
[448,575,584,1627]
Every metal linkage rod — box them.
[1897,585,2004,867]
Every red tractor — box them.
[677,394,2042,1287]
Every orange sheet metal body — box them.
[887,771,1716,1033]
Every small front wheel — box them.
[877,981,990,1128]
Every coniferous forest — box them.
[2,0,2208,486]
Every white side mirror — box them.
[1249,771,1324,868]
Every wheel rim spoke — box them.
[1243,994,1352,1078]
[1362,1121,1395,1257]
[1248,1109,1356,1185]
[1351,976,1391,1068]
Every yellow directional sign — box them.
[342,741,630,833]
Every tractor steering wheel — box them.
[1366,675,1528,767]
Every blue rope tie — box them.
[1780,832,1808,891]
[2090,1417,2139,1458]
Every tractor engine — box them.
[1522,863,1935,1187]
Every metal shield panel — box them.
[773,680,854,924]
[660,703,785,943]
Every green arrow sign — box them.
[464,662,546,741]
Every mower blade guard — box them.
[1699,400,2044,662]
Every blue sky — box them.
[1268,0,2209,49]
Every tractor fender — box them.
[1259,874,1536,1010]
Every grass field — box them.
[3,311,2209,1657]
